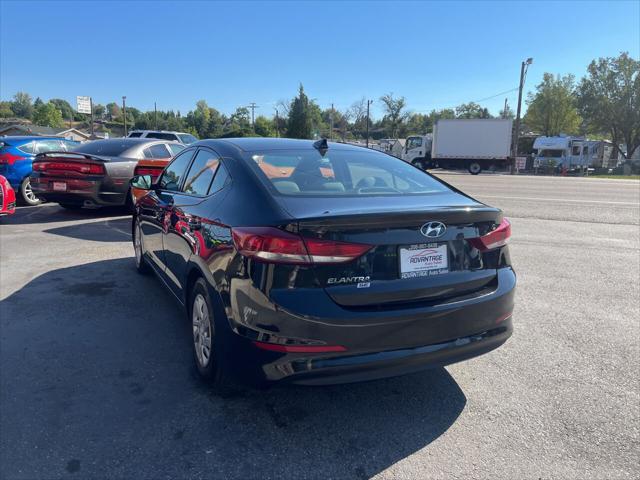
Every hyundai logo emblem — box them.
[420,221,446,238]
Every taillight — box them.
[231,227,372,265]
[33,161,105,175]
[134,166,163,179]
[469,218,511,251]
[0,152,24,165]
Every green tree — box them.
[524,73,581,136]
[106,102,120,120]
[379,93,408,137]
[33,97,44,108]
[93,103,106,118]
[50,98,76,122]
[455,102,492,119]
[287,84,313,139]
[11,92,33,119]
[0,101,14,118]
[576,52,640,160]
[32,102,64,128]
[223,107,253,137]
[499,104,515,119]
[405,113,432,135]
[254,115,275,137]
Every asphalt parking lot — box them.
[1,173,639,479]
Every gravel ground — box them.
[1,174,638,479]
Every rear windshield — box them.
[145,132,177,141]
[73,141,135,157]
[247,148,449,196]
[128,132,143,138]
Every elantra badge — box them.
[420,221,446,238]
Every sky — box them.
[1,0,638,119]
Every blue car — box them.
[0,136,79,205]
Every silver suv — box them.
[127,130,198,145]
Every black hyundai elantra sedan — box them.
[131,137,515,389]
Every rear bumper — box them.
[30,176,126,207]
[228,267,516,385]
[258,321,511,385]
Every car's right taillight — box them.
[0,152,23,165]
[469,218,511,252]
[134,166,163,180]
[232,227,372,265]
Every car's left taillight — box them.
[469,218,511,251]
[232,227,372,265]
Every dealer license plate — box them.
[52,181,67,192]
[399,243,448,279]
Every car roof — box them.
[196,137,365,153]
[0,135,70,143]
[130,130,191,135]
[91,137,169,145]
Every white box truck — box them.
[403,119,513,174]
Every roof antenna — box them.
[313,138,329,155]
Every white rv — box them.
[533,136,617,170]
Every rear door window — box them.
[128,132,143,138]
[17,142,35,154]
[167,143,185,155]
[181,149,220,196]
[143,143,171,159]
[158,149,195,191]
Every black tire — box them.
[411,159,425,170]
[133,219,151,275]
[20,177,41,206]
[468,162,482,175]
[124,188,134,214]
[59,203,82,210]
[189,278,234,392]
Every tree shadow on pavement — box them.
[1,203,129,226]
[44,217,132,242]
[0,258,467,480]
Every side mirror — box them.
[130,174,153,190]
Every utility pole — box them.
[503,98,508,119]
[330,103,334,141]
[122,96,128,137]
[366,99,372,148]
[89,97,95,138]
[154,102,158,130]
[248,102,258,130]
[274,108,279,138]
[511,58,533,173]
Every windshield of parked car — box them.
[178,134,198,144]
[248,148,449,196]
[73,141,136,157]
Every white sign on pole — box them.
[516,156,527,171]
[76,96,92,114]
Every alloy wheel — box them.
[192,294,212,368]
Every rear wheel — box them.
[190,278,234,392]
[133,220,151,274]
[20,177,41,206]
[468,162,482,175]
[411,159,425,170]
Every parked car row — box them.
[30,138,184,210]
[0,130,197,210]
